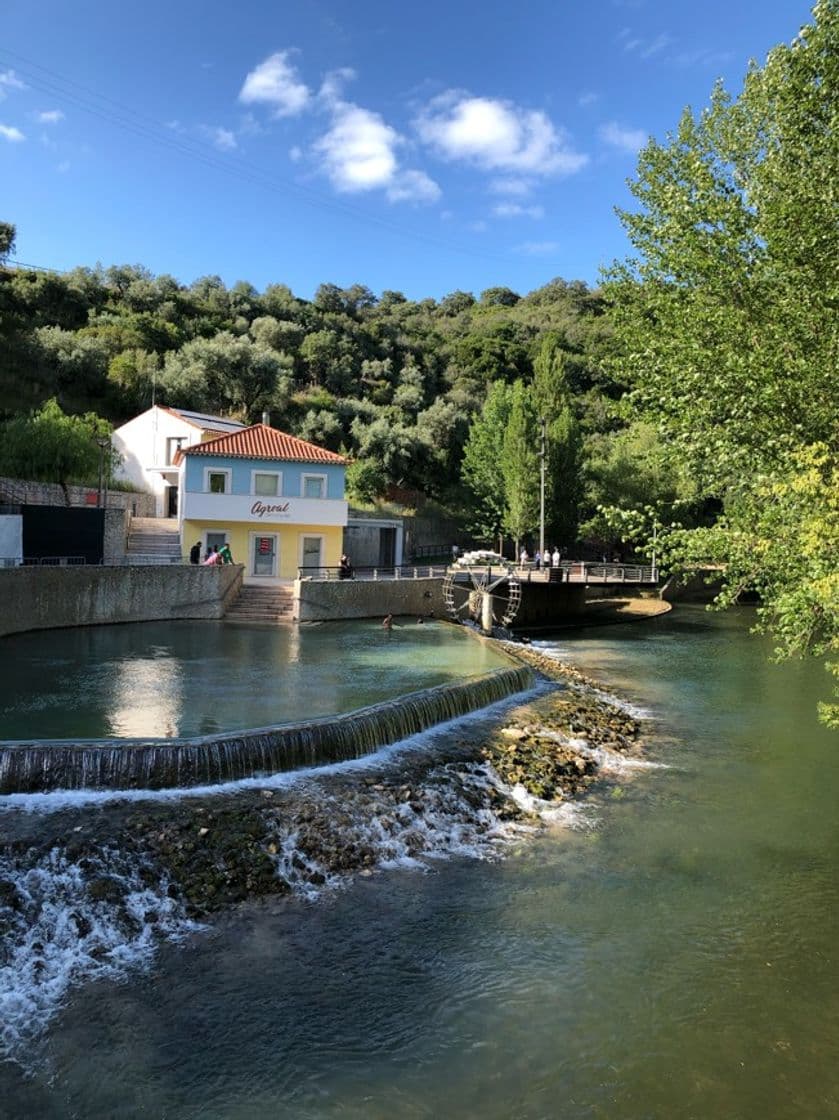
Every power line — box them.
[0,46,514,267]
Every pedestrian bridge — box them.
[297,560,658,586]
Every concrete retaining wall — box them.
[0,565,243,638]
[294,577,588,627]
[514,582,586,626]
[295,577,445,622]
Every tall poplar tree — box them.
[500,380,540,551]
[603,0,839,717]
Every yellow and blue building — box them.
[177,424,347,583]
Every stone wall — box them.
[0,565,243,638]
[0,476,156,517]
[295,577,445,622]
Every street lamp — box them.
[96,435,111,510]
[539,416,546,559]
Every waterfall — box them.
[0,666,534,794]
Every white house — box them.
[111,406,246,518]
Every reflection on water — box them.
[109,655,183,738]
[0,620,510,740]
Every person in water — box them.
[382,614,393,629]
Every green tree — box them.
[460,380,512,545]
[346,458,387,504]
[0,222,16,263]
[160,332,287,419]
[532,337,582,546]
[603,0,839,715]
[501,380,540,549]
[0,398,111,491]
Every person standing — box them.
[189,540,201,565]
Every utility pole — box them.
[539,416,546,559]
[96,435,111,510]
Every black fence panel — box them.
[22,505,105,564]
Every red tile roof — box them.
[178,423,346,464]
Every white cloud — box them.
[672,47,735,68]
[515,240,560,256]
[599,120,647,153]
[57,159,71,173]
[578,92,598,108]
[314,102,399,192]
[489,177,533,196]
[239,51,310,117]
[0,124,25,142]
[620,30,672,58]
[238,112,263,136]
[415,92,587,177]
[199,124,237,150]
[312,94,439,203]
[641,33,672,59]
[211,127,237,151]
[289,144,302,162]
[386,169,441,204]
[0,70,26,99]
[319,68,356,106]
[37,109,64,124]
[493,202,544,219]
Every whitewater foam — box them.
[0,847,200,1071]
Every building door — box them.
[252,533,278,578]
[300,535,323,574]
[166,484,178,518]
[378,526,396,567]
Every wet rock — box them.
[87,876,124,905]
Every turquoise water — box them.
[0,619,510,740]
[3,605,839,1118]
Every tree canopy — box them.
[603,0,839,716]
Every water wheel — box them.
[442,559,522,631]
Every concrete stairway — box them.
[126,517,183,563]
[225,585,295,624]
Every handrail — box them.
[297,564,448,581]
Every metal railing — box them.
[514,561,658,584]
[298,564,448,581]
[0,555,88,567]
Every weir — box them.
[0,665,534,794]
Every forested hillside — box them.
[2,253,676,549]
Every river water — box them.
[2,605,838,1118]
[0,619,508,740]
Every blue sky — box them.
[0,0,816,301]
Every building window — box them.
[206,469,230,494]
[206,531,228,552]
[166,436,186,465]
[302,474,326,499]
[252,471,281,497]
